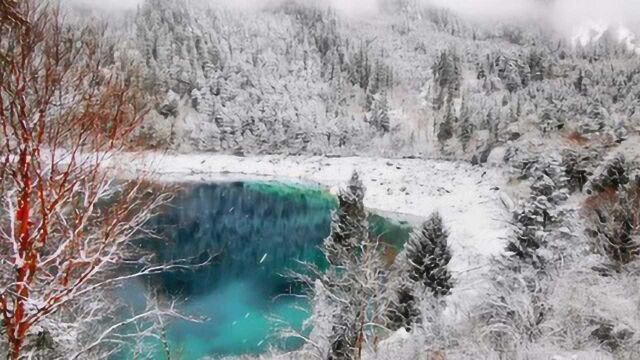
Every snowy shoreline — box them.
[117,152,512,315]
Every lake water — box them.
[126,181,411,359]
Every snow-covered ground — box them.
[118,153,512,317]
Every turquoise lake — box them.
[128,181,411,359]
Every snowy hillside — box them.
[81,0,640,165]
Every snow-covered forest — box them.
[101,0,640,162]
[3,0,640,359]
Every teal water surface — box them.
[126,181,411,359]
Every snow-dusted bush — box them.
[476,265,548,354]
[561,148,601,193]
[585,153,631,195]
[584,177,640,266]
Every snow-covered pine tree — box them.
[585,159,640,266]
[437,104,455,146]
[350,44,372,91]
[506,154,569,267]
[316,171,388,359]
[527,49,547,82]
[432,49,462,111]
[325,171,368,264]
[385,285,419,331]
[506,225,543,265]
[370,91,391,133]
[387,212,453,331]
[403,212,453,296]
[503,57,524,93]
[458,99,475,153]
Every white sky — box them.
[426,0,640,34]
[69,0,142,10]
[67,0,378,13]
[67,0,640,35]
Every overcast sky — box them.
[69,0,141,10]
[428,0,640,32]
[68,0,640,34]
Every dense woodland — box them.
[91,0,640,163]
[2,0,640,359]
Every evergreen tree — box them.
[586,159,639,266]
[432,49,462,111]
[527,50,547,82]
[459,99,475,152]
[437,104,455,145]
[387,212,453,331]
[386,285,419,331]
[320,171,387,360]
[325,171,368,264]
[403,212,453,296]
[371,92,391,133]
[350,45,371,90]
[503,58,523,93]
[506,225,544,265]
[506,155,569,267]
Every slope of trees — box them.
[123,0,400,155]
[75,0,640,161]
